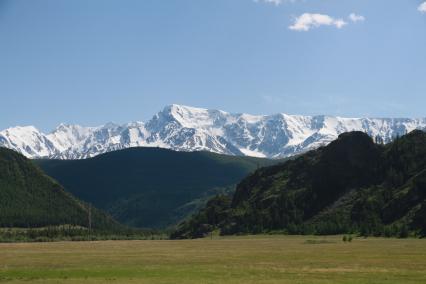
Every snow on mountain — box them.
[0,126,58,158]
[47,124,96,152]
[1,104,426,159]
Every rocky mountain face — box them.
[1,104,426,159]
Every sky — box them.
[0,0,425,132]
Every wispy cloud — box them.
[349,13,365,23]
[289,13,347,31]
[419,2,426,13]
[253,0,283,6]
[289,13,365,32]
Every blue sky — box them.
[1,0,425,131]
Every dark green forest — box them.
[172,130,426,239]
[0,147,121,232]
[37,148,277,228]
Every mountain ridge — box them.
[2,104,426,159]
[36,147,277,228]
[172,130,426,239]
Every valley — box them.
[2,1,425,283]
[1,130,425,239]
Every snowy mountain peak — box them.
[161,104,224,129]
[47,124,95,152]
[0,126,56,158]
[3,125,40,134]
[1,105,426,159]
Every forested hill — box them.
[0,147,120,230]
[172,130,426,239]
[36,147,277,228]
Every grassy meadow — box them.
[0,235,425,283]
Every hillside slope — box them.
[0,147,120,230]
[173,131,426,238]
[36,147,277,228]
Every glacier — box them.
[1,104,425,159]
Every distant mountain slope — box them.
[36,147,276,228]
[0,147,120,230]
[172,130,426,238]
[2,105,426,159]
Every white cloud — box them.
[418,2,426,13]
[349,13,365,23]
[254,0,283,6]
[289,13,347,31]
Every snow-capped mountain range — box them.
[1,104,426,160]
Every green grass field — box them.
[1,235,425,283]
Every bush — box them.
[399,224,409,238]
[342,235,353,242]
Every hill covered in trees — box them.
[36,148,277,228]
[0,147,121,232]
[172,130,426,239]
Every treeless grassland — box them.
[1,235,425,283]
